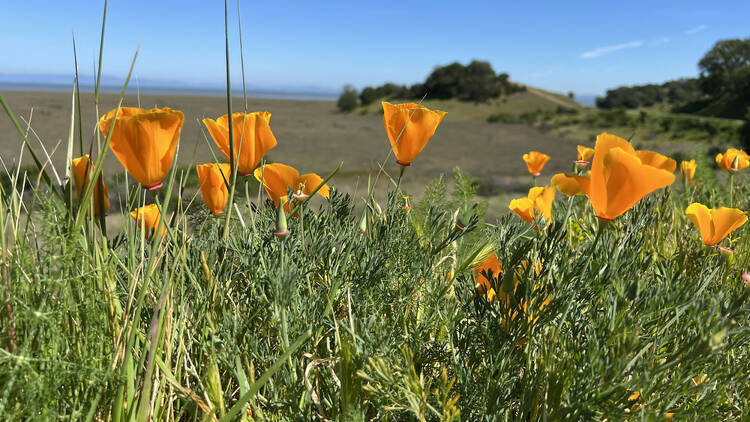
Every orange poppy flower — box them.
[522,151,550,176]
[130,204,166,239]
[577,145,594,163]
[382,101,447,166]
[203,112,277,176]
[99,107,184,190]
[196,163,231,215]
[253,163,330,211]
[551,132,675,221]
[473,254,549,327]
[715,148,750,172]
[71,155,109,216]
[685,202,747,246]
[680,160,696,186]
[635,150,676,172]
[508,186,555,226]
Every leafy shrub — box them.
[337,84,359,112]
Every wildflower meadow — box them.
[2,3,750,421]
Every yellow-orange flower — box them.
[576,145,594,163]
[382,101,447,166]
[508,186,555,226]
[203,112,277,176]
[71,155,109,216]
[680,160,696,186]
[551,132,675,221]
[715,148,750,172]
[253,163,330,211]
[635,150,676,172]
[99,107,184,190]
[130,204,166,239]
[522,151,550,176]
[196,163,231,215]
[473,254,549,327]
[685,203,747,246]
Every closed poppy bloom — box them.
[577,145,594,163]
[715,148,750,172]
[685,202,747,246]
[551,132,675,221]
[99,107,184,190]
[196,163,231,215]
[522,151,551,176]
[130,204,166,239]
[203,112,277,176]
[680,160,697,186]
[253,163,330,211]
[71,155,109,216]
[382,101,447,166]
[635,150,676,172]
[509,186,555,226]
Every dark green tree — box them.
[337,85,359,112]
[698,37,750,97]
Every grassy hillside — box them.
[356,87,581,123]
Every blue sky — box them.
[1,0,749,95]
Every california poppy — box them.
[635,150,676,172]
[71,155,109,216]
[473,254,549,327]
[522,151,550,176]
[680,160,696,186]
[577,145,594,163]
[715,148,750,172]
[509,186,555,226]
[551,132,675,221]
[130,204,166,239]
[382,102,447,166]
[203,112,277,176]
[685,202,747,246]
[253,163,329,211]
[99,107,184,190]
[196,163,231,215]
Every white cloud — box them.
[652,36,671,45]
[685,24,707,35]
[580,40,643,59]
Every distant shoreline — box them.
[0,82,338,102]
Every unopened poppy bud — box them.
[456,207,474,231]
[273,202,289,237]
[374,202,383,216]
[358,210,367,234]
[732,155,740,171]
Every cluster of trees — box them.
[597,37,750,120]
[337,60,525,111]
[595,79,703,109]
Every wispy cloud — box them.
[580,40,643,59]
[652,36,671,46]
[685,24,707,35]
